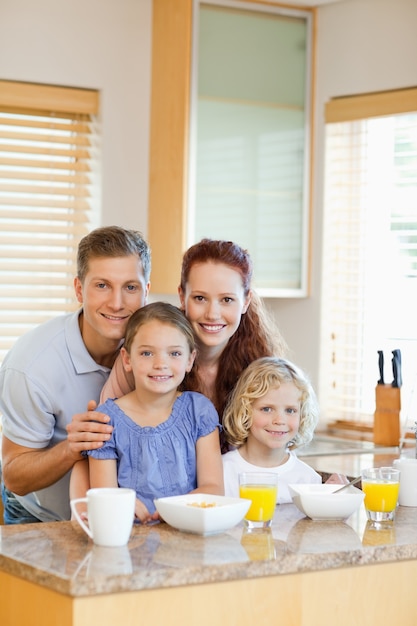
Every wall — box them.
[1,0,416,400]
[0,0,152,230]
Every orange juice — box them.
[239,484,277,522]
[362,481,399,512]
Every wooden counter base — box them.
[2,559,416,626]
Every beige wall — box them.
[1,0,416,404]
[0,0,152,230]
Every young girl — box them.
[222,356,321,504]
[85,302,224,523]
[101,239,287,450]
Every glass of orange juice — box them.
[239,472,278,528]
[361,467,400,522]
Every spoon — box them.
[331,476,362,494]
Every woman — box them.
[177,239,287,420]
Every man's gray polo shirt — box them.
[0,310,111,521]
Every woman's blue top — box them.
[88,392,220,513]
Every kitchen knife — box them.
[377,350,384,385]
[391,349,402,388]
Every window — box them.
[188,1,312,296]
[0,80,99,365]
[147,0,313,296]
[320,88,417,433]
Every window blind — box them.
[0,80,99,365]
[320,88,417,428]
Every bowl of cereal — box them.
[154,493,251,535]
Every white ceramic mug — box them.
[393,458,417,507]
[71,487,136,547]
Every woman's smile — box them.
[199,323,226,333]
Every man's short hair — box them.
[77,226,151,283]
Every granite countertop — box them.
[2,501,417,598]
[1,447,414,598]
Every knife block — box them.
[373,384,401,446]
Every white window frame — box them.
[187,0,313,297]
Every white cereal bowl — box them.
[288,483,364,521]
[154,493,251,535]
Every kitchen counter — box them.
[3,503,417,597]
[2,448,417,626]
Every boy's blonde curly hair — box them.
[222,356,319,449]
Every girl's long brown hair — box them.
[180,239,287,423]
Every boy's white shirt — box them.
[222,448,321,504]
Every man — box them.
[0,226,151,523]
